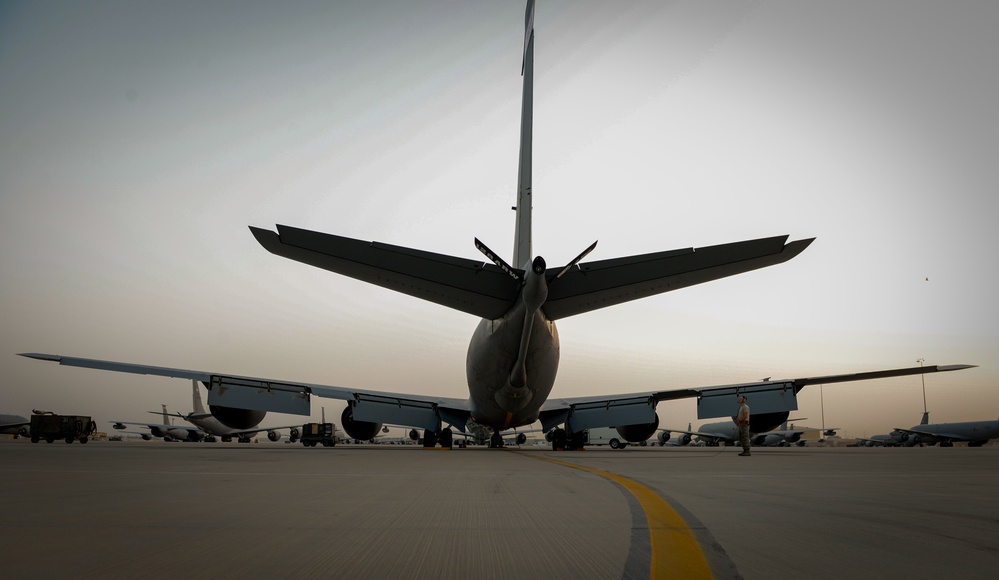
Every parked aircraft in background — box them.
[661,418,833,447]
[111,404,207,442]
[0,413,31,437]
[19,1,974,451]
[158,380,301,443]
[855,433,902,447]
[657,423,693,446]
[757,420,838,447]
[893,417,999,447]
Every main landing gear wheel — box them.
[550,428,566,451]
[489,433,504,448]
[440,427,453,449]
[423,429,438,448]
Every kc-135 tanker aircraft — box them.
[20,1,973,450]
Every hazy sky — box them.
[2,1,996,439]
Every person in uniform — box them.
[734,395,751,456]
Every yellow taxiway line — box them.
[514,451,713,579]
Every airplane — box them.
[110,404,208,442]
[18,1,974,451]
[656,423,693,446]
[854,433,902,447]
[114,381,302,443]
[0,413,31,438]
[756,421,838,447]
[892,416,999,448]
[661,418,835,448]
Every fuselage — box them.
[909,420,999,441]
[466,257,559,432]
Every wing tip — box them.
[19,352,61,362]
[248,225,283,254]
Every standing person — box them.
[734,395,751,456]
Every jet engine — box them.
[616,414,660,443]
[209,405,267,430]
[408,429,420,441]
[515,433,527,445]
[657,431,670,445]
[267,431,282,442]
[748,411,790,435]
[341,405,382,441]
[288,427,300,442]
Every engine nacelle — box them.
[748,411,790,435]
[516,433,527,445]
[408,429,420,441]
[341,405,382,441]
[267,431,282,442]
[615,414,660,443]
[112,422,127,430]
[657,431,671,445]
[209,405,267,430]
[289,428,300,441]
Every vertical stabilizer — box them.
[513,0,535,269]
[161,404,170,426]
[192,380,207,414]
[920,411,929,425]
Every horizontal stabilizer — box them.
[543,235,814,320]
[251,225,521,319]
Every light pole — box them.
[917,357,928,423]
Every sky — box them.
[1,0,997,439]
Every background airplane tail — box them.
[192,380,207,414]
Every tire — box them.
[65,437,74,444]
[31,436,39,443]
[80,437,88,444]
[46,437,54,443]
[610,439,621,449]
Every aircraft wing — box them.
[0,420,31,429]
[538,364,975,433]
[21,353,473,433]
[543,235,814,320]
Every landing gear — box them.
[489,432,504,448]
[423,429,437,448]
[550,428,566,451]
[439,428,453,449]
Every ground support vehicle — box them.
[30,412,97,444]
[300,423,336,447]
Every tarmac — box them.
[2,440,997,579]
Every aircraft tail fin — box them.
[161,404,170,426]
[192,380,207,414]
[513,0,535,269]
[920,411,929,425]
